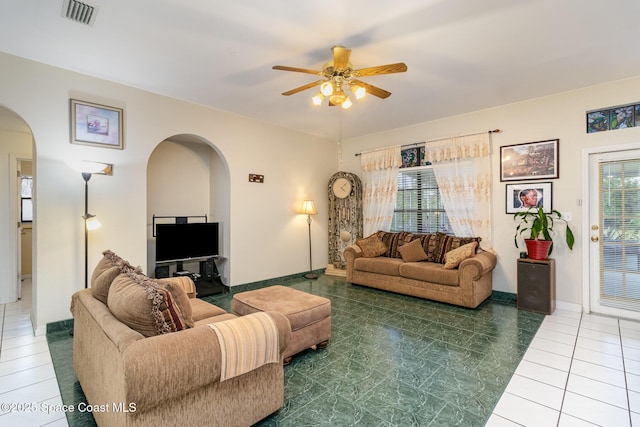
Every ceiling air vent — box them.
[62,0,98,26]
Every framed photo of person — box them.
[506,182,552,214]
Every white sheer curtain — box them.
[425,133,493,249]
[360,145,402,236]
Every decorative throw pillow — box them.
[92,266,122,304]
[90,250,142,304]
[157,279,194,328]
[434,233,482,264]
[157,276,197,299]
[398,238,429,262]
[443,242,478,269]
[90,255,114,285]
[108,274,192,337]
[355,234,388,258]
[376,231,414,258]
[415,233,439,262]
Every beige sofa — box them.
[344,231,497,308]
[70,250,291,427]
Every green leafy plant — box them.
[514,207,575,254]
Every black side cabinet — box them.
[194,258,226,297]
[517,258,555,315]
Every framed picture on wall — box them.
[500,139,558,181]
[70,99,124,149]
[505,182,552,214]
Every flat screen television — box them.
[155,222,219,263]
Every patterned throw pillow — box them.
[434,233,482,264]
[443,242,479,269]
[375,231,414,258]
[108,273,192,337]
[414,233,439,262]
[398,238,429,262]
[355,234,388,258]
[101,250,193,336]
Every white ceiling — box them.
[1,0,639,140]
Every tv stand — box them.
[155,257,227,298]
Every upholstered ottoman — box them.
[231,285,331,363]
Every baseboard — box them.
[46,318,74,335]
[227,269,326,294]
[491,290,517,303]
[35,324,47,336]
[555,300,582,313]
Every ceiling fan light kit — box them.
[312,93,324,106]
[273,45,407,109]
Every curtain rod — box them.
[354,129,501,156]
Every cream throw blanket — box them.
[208,312,279,381]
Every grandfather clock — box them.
[326,172,363,275]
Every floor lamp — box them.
[301,200,318,280]
[81,172,102,288]
[70,164,107,336]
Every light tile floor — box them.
[2,279,640,426]
[0,279,68,427]
[487,308,640,426]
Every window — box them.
[392,166,451,233]
[20,175,33,222]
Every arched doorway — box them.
[146,134,231,284]
[0,106,35,312]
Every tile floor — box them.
[487,308,640,426]
[2,276,640,426]
[0,279,68,426]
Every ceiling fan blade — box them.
[353,62,407,77]
[273,65,322,75]
[351,79,392,99]
[281,80,323,96]
[332,45,351,70]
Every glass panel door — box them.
[589,149,640,319]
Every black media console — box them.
[155,256,226,297]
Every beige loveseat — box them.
[70,250,291,427]
[344,231,497,308]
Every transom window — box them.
[392,166,451,233]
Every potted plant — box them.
[514,207,575,260]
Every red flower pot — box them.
[525,239,552,260]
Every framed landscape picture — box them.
[70,99,124,149]
[506,182,552,214]
[500,139,558,181]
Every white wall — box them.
[0,52,334,332]
[0,129,32,303]
[146,139,214,273]
[341,76,640,307]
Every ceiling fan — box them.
[273,45,407,109]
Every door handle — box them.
[591,236,599,242]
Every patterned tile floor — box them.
[10,275,637,426]
[44,275,544,426]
